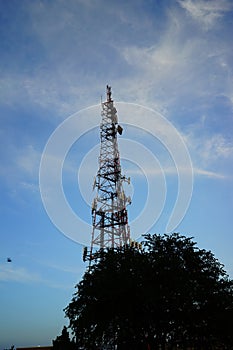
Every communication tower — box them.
[83,86,131,261]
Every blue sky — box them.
[1,0,233,348]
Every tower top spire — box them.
[106,84,112,102]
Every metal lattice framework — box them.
[87,86,131,258]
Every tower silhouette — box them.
[83,86,131,261]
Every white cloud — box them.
[1,0,232,119]
[193,167,227,179]
[117,6,232,116]
[185,132,233,163]
[1,0,232,200]
[38,260,84,275]
[202,135,233,160]
[16,145,41,177]
[0,263,75,289]
[181,130,233,180]
[126,165,227,180]
[178,0,232,29]
[0,264,41,283]
[0,71,96,117]
[19,181,39,194]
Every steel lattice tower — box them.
[86,86,131,259]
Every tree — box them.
[65,233,233,349]
[52,325,76,350]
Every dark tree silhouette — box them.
[52,325,76,350]
[65,233,233,349]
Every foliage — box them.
[65,233,233,349]
[52,325,76,350]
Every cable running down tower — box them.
[85,86,131,260]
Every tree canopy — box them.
[52,325,76,350]
[65,233,233,349]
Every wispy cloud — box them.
[16,145,41,177]
[0,143,41,198]
[1,0,232,121]
[37,260,84,275]
[19,181,39,194]
[0,264,41,284]
[126,165,227,180]
[119,16,231,111]
[184,131,233,168]
[197,134,233,162]
[1,0,232,223]
[193,167,227,179]
[177,0,232,29]
[0,263,75,290]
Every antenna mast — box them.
[84,86,131,261]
